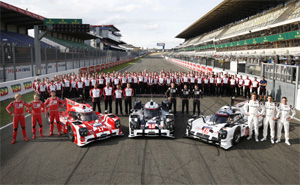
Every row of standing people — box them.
[32,70,268,102]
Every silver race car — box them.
[128,100,175,138]
[185,102,263,150]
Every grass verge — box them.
[0,55,146,127]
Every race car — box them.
[185,101,263,150]
[53,99,123,146]
[128,100,175,138]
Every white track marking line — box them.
[0,114,31,130]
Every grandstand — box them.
[87,25,127,51]
[171,0,300,109]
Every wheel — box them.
[232,128,241,145]
[68,125,74,142]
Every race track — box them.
[1,55,299,185]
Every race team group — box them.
[6,69,296,146]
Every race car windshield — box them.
[80,112,98,121]
[144,108,159,119]
[210,114,229,124]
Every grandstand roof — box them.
[91,25,120,32]
[0,1,44,29]
[176,0,290,39]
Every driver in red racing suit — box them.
[27,94,45,139]
[6,93,30,144]
[44,91,65,136]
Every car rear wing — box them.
[231,97,248,107]
[66,98,79,112]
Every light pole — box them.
[2,39,8,82]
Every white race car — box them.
[185,102,263,150]
[128,100,175,138]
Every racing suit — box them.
[276,103,296,143]
[44,97,65,136]
[262,102,276,141]
[6,100,30,143]
[244,100,263,140]
[27,100,44,138]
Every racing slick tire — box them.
[68,125,74,142]
[232,128,241,146]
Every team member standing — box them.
[6,94,30,144]
[70,79,78,98]
[237,75,244,97]
[90,84,102,113]
[222,74,229,96]
[124,83,134,115]
[113,85,124,115]
[276,97,296,145]
[55,79,63,99]
[259,76,267,101]
[203,76,209,95]
[229,75,236,96]
[48,80,57,97]
[84,77,91,100]
[181,85,190,115]
[244,93,263,142]
[261,95,277,144]
[76,78,85,99]
[63,78,71,99]
[27,94,45,139]
[165,82,178,115]
[209,75,215,96]
[38,80,47,102]
[103,83,113,113]
[244,76,251,99]
[251,77,259,95]
[192,85,203,115]
[216,75,222,97]
[44,91,65,136]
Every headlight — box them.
[130,121,137,129]
[218,129,227,139]
[79,127,88,136]
[115,120,120,128]
[187,119,194,126]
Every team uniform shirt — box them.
[203,78,209,85]
[158,77,165,85]
[124,87,134,97]
[90,79,97,87]
[127,76,133,83]
[138,75,144,83]
[230,78,236,86]
[209,77,215,84]
[263,102,276,117]
[114,78,120,86]
[38,84,47,94]
[98,78,105,86]
[44,97,64,112]
[76,81,84,89]
[103,87,113,99]
[84,79,91,87]
[114,89,124,99]
[55,82,63,91]
[48,84,56,93]
[64,80,70,88]
[222,77,229,85]
[90,88,102,101]
[244,79,251,87]
[252,80,259,88]
[238,79,244,86]
[216,77,222,85]
[105,77,111,85]
[6,100,29,115]
[276,104,296,119]
[27,101,44,114]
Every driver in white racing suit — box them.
[261,95,277,144]
[244,93,263,142]
[276,97,296,145]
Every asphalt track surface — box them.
[1,55,299,185]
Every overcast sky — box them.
[5,0,223,49]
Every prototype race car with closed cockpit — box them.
[129,100,175,138]
[53,99,123,146]
[185,102,263,150]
